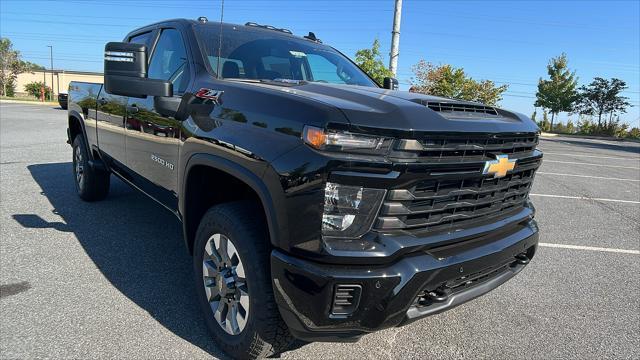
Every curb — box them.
[540,132,639,143]
[0,99,59,106]
[539,132,558,137]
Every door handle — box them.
[126,105,139,114]
[98,98,108,106]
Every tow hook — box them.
[515,253,530,265]
[427,288,451,302]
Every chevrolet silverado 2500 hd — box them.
[67,18,542,359]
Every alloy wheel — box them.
[74,145,84,189]
[202,233,249,335]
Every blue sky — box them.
[1,0,638,126]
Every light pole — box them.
[389,0,402,76]
[47,45,54,100]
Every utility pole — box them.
[42,69,46,102]
[389,0,402,76]
[2,60,6,96]
[48,45,54,100]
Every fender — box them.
[180,153,289,253]
[68,109,95,161]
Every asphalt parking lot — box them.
[1,102,639,359]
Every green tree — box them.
[612,118,628,138]
[566,119,575,133]
[574,77,631,128]
[628,127,640,139]
[21,60,44,71]
[24,81,51,99]
[577,117,595,134]
[535,53,578,130]
[538,109,551,132]
[0,38,21,96]
[410,60,508,106]
[0,38,44,96]
[4,79,16,96]
[354,39,394,86]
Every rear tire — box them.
[193,202,295,359]
[72,134,110,201]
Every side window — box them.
[148,29,190,94]
[129,32,153,47]
[306,54,346,84]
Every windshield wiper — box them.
[261,78,307,85]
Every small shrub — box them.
[24,81,51,100]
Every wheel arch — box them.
[68,110,95,160]
[180,153,286,254]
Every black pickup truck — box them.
[67,18,542,359]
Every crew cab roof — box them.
[125,18,311,43]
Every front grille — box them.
[376,133,541,233]
[394,133,539,162]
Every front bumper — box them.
[271,219,538,342]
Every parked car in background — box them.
[58,92,68,109]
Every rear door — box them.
[95,86,127,169]
[124,27,191,210]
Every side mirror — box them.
[104,42,172,98]
[383,77,399,90]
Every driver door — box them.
[124,28,190,210]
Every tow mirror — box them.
[104,42,172,98]
[383,77,399,90]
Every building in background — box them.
[14,70,103,97]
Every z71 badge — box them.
[194,88,224,105]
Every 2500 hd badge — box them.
[151,154,174,171]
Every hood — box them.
[247,81,539,135]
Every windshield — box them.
[194,24,377,87]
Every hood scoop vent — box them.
[411,99,518,120]
[425,101,498,116]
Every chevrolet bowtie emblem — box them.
[483,155,516,178]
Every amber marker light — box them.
[303,126,327,149]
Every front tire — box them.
[72,134,110,201]
[193,202,294,359]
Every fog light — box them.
[321,182,385,240]
[330,284,362,318]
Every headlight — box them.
[303,126,393,155]
[322,182,385,241]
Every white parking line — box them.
[536,172,640,182]
[543,160,640,169]
[539,242,640,255]
[539,151,640,161]
[529,193,640,204]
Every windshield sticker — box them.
[289,51,307,58]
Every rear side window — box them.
[148,28,190,94]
